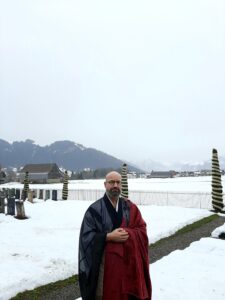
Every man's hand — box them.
[106,228,129,243]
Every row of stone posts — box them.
[0,188,60,218]
[25,189,58,201]
[0,189,26,219]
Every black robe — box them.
[78,193,130,300]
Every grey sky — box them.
[1,0,225,165]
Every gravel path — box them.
[40,216,225,300]
[150,215,224,263]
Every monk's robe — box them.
[78,193,152,300]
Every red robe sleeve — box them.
[103,201,152,300]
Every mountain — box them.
[134,159,170,172]
[0,139,141,172]
[136,157,225,172]
[2,139,224,173]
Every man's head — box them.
[104,171,121,199]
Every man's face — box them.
[104,172,121,198]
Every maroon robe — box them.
[103,200,152,300]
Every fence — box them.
[129,190,213,209]
[66,189,213,209]
[0,187,216,209]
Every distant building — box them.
[148,171,177,178]
[127,172,137,179]
[200,169,211,176]
[19,163,64,184]
[139,173,148,178]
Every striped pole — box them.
[62,170,69,200]
[211,149,224,212]
[121,163,129,198]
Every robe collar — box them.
[103,193,123,230]
[105,192,119,211]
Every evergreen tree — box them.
[121,163,129,198]
[23,171,29,192]
[22,171,29,199]
[211,148,224,212]
[62,170,69,200]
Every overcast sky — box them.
[0,0,225,165]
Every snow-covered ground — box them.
[1,177,225,299]
[151,237,225,300]
[1,198,225,300]
[211,222,225,238]
[2,175,225,193]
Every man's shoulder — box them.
[88,195,105,210]
[83,196,105,221]
[120,197,135,206]
[121,198,140,213]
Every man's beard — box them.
[107,188,120,198]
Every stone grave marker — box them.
[2,188,8,198]
[15,200,26,219]
[39,189,43,199]
[0,190,6,198]
[0,196,5,213]
[28,191,33,203]
[15,189,20,200]
[33,189,37,199]
[9,189,16,198]
[52,190,57,201]
[45,190,50,200]
[7,197,15,215]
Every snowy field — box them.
[3,176,225,209]
[2,175,225,193]
[1,198,225,300]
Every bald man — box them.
[78,171,152,300]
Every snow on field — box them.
[2,175,225,192]
[151,237,225,300]
[0,199,214,300]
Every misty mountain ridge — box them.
[0,139,141,172]
[136,156,225,172]
[1,139,224,172]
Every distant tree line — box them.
[70,167,123,180]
